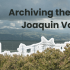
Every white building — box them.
[17,36,70,56]
[0,36,70,56]
[0,43,1,53]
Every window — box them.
[61,47,62,49]
[27,49,31,53]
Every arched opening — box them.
[61,47,62,49]
[27,49,31,53]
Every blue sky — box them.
[0,0,70,32]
